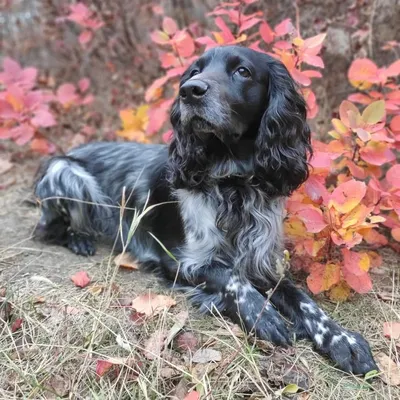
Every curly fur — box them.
[34,45,377,375]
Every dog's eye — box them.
[235,67,251,78]
[190,69,200,78]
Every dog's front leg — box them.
[270,279,378,374]
[186,265,291,346]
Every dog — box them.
[34,45,377,375]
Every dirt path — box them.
[1,159,399,399]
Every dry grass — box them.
[1,168,400,399]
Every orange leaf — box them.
[366,251,383,268]
[71,271,91,288]
[131,293,176,317]
[117,105,150,142]
[145,76,168,103]
[306,263,324,294]
[329,180,366,214]
[362,228,388,246]
[114,253,139,270]
[383,322,400,340]
[392,228,400,242]
[328,281,351,302]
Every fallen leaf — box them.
[192,348,221,364]
[165,311,189,346]
[131,293,176,317]
[191,362,217,381]
[11,318,23,332]
[114,253,139,270]
[87,284,104,296]
[184,392,200,400]
[45,375,70,397]
[376,352,400,386]
[176,332,198,352]
[275,383,299,396]
[383,322,400,340]
[70,271,91,288]
[130,311,146,325]
[65,306,82,315]
[96,360,114,377]
[144,330,166,360]
[33,296,45,304]
[0,158,13,175]
[160,366,180,378]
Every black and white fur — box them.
[34,46,377,374]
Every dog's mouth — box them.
[189,117,215,134]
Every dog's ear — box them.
[255,58,312,196]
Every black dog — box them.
[35,45,377,374]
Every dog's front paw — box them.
[67,231,96,256]
[320,329,378,375]
[224,281,291,347]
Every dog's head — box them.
[170,45,312,196]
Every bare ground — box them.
[1,160,400,399]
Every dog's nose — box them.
[179,80,209,103]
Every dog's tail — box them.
[34,156,112,236]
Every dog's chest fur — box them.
[175,186,284,280]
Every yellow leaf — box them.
[349,80,373,90]
[322,263,341,291]
[341,204,370,229]
[292,37,304,47]
[284,218,307,238]
[359,252,370,272]
[117,105,150,143]
[213,32,225,44]
[329,281,351,302]
[361,100,385,124]
[328,129,341,139]
[331,118,348,134]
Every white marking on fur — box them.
[314,333,323,346]
[300,302,316,315]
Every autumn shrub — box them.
[1,0,400,300]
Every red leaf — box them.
[71,271,91,288]
[31,109,56,128]
[184,391,200,400]
[342,268,373,294]
[214,17,235,42]
[386,60,400,77]
[360,142,396,166]
[296,207,327,233]
[303,33,326,48]
[162,17,178,36]
[291,69,311,86]
[274,19,294,36]
[390,115,400,133]
[79,30,93,45]
[342,249,370,277]
[348,93,372,105]
[386,165,400,189]
[348,59,379,88]
[259,22,274,44]
[57,83,77,106]
[12,124,35,146]
[383,322,400,340]
[78,78,90,92]
[304,175,329,203]
[302,54,324,68]
[162,129,173,143]
[238,17,261,34]
[11,318,23,332]
[96,360,114,377]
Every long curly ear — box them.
[255,58,312,197]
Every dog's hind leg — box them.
[34,156,111,256]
